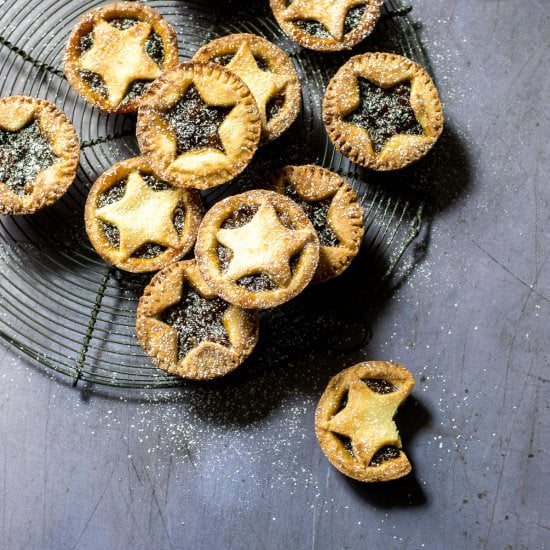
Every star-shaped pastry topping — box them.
[79,20,162,107]
[216,202,312,287]
[97,172,181,261]
[283,0,366,41]
[226,43,288,128]
[345,78,424,153]
[322,379,408,466]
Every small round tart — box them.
[63,1,179,114]
[0,96,80,215]
[137,62,261,190]
[195,189,320,309]
[270,0,382,52]
[315,361,415,483]
[84,157,202,273]
[137,259,259,380]
[193,33,301,143]
[323,52,444,171]
[269,165,364,283]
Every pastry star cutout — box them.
[97,172,181,261]
[226,43,288,127]
[323,379,407,466]
[216,202,312,287]
[283,0,366,41]
[80,20,162,107]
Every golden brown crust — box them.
[136,62,261,190]
[323,52,444,170]
[270,0,382,52]
[315,361,415,482]
[136,259,259,380]
[84,157,202,273]
[63,1,179,114]
[193,33,301,143]
[269,165,364,283]
[0,96,80,215]
[195,189,320,309]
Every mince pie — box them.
[195,190,319,309]
[64,1,179,113]
[85,157,202,273]
[136,62,261,189]
[323,52,444,170]
[193,33,301,143]
[136,259,259,380]
[315,361,415,482]
[0,96,80,215]
[270,0,382,52]
[269,165,364,283]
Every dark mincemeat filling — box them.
[369,446,401,466]
[163,85,232,156]
[336,434,355,457]
[220,204,258,229]
[160,287,230,359]
[345,79,424,153]
[294,20,332,39]
[211,53,270,72]
[266,94,285,123]
[343,5,366,35]
[237,273,277,292]
[285,186,339,247]
[0,119,58,195]
[363,378,397,394]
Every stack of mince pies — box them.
[0,1,444,482]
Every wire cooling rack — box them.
[0,0,428,388]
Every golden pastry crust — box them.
[323,52,444,170]
[84,157,202,273]
[195,189,320,309]
[193,33,301,143]
[270,0,382,52]
[315,361,415,482]
[0,96,80,215]
[63,1,179,113]
[136,62,261,190]
[136,259,259,380]
[269,165,364,283]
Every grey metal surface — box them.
[0,0,549,549]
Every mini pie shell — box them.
[84,157,202,273]
[63,1,179,114]
[269,0,383,52]
[193,33,301,143]
[315,361,415,482]
[323,52,444,170]
[0,96,80,216]
[270,165,364,283]
[195,189,320,309]
[136,62,261,190]
[136,259,259,380]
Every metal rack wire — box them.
[0,0,428,388]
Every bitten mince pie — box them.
[0,96,80,215]
[137,259,259,380]
[193,33,301,143]
[85,157,202,273]
[64,1,179,113]
[269,165,364,283]
[136,62,261,189]
[269,0,382,52]
[315,361,415,482]
[195,190,320,309]
[323,53,444,171]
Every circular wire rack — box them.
[0,0,428,388]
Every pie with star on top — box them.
[136,259,259,380]
[193,33,301,143]
[270,0,382,52]
[323,52,444,170]
[195,189,320,309]
[315,361,415,482]
[0,96,80,215]
[84,157,202,273]
[269,165,364,284]
[63,1,179,113]
[136,62,261,190]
